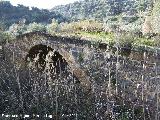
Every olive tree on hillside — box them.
[152,1,160,33]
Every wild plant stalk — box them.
[45,52,54,118]
[101,47,110,118]
[92,52,98,120]
[74,70,78,120]
[156,85,159,120]
[142,46,146,120]
[115,27,120,95]
[133,104,135,120]
[108,66,111,97]
[13,57,24,118]
[12,43,24,117]
[155,50,159,120]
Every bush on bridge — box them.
[27,22,46,33]
[47,19,59,35]
[59,20,104,33]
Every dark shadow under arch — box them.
[25,44,68,73]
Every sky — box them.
[7,0,79,9]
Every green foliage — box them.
[59,22,75,33]
[110,17,118,22]
[118,33,135,46]
[8,19,27,36]
[152,1,160,33]
[118,32,156,47]
[47,19,59,35]
[0,32,6,43]
[26,22,46,33]
[0,21,7,31]
[135,0,153,12]
[0,0,159,48]
[79,31,114,43]
[0,21,13,43]
[59,20,103,33]
[0,32,13,44]
[122,16,139,23]
[134,37,155,46]
[79,20,103,32]
[120,19,142,33]
[52,0,149,22]
[152,35,160,47]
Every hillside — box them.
[0,0,157,31]
[52,0,153,22]
[0,0,159,47]
[0,1,67,28]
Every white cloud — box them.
[7,0,79,9]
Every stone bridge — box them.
[1,31,160,119]
[3,31,160,91]
[4,32,96,90]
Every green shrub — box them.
[118,33,135,47]
[47,19,58,35]
[0,32,13,44]
[134,38,155,47]
[26,22,46,33]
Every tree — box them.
[152,1,160,33]
[0,21,12,43]
[26,22,46,33]
[8,19,27,36]
[47,19,58,35]
[142,16,153,35]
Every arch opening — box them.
[25,44,68,73]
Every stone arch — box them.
[25,44,91,90]
[5,32,91,91]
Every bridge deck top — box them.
[14,31,160,54]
